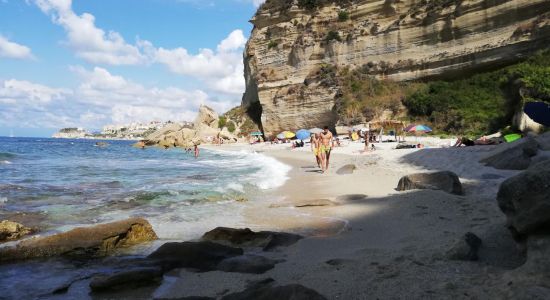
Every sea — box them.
[0,136,294,299]
[0,136,291,242]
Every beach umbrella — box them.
[405,124,432,133]
[250,131,263,136]
[281,131,295,139]
[309,128,323,134]
[295,129,311,140]
[524,101,550,127]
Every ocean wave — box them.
[204,149,291,190]
[0,152,16,160]
[1,160,11,164]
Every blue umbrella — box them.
[295,129,311,140]
[524,102,550,127]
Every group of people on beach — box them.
[310,126,334,173]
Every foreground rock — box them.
[396,171,463,195]
[89,266,163,292]
[202,227,303,251]
[447,232,482,261]
[0,220,33,242]
[497,160,550,236]
[480,137,539,170]
[221,278,327,300]
[217,254,281,274]
[147,241,243,271]
[536,132,550,151]
[0,218,157,262]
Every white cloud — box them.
[0,35,34,59]
[34,0,146,65]
[251,0,265,7]
[0,67,238,129]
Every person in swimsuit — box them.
[319,126,333,172]
[310,133,321,168]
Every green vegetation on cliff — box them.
[220,106,259,135]
[336,50,550,136]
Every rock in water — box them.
[497,160,550,236]
[217,254,281,274]
[0,218,157,262]
[336,164,356,175]
[147,241,243,271]
[221,278,327,300]
[447,232,483,261]
[0,220,33,242]
[201,227,303,251]
[89,266,163,292]
[480,137,539,170]
[396,171,463,195]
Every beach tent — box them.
[524,101,550,127]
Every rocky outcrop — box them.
[0,220,33,242]
[480,137,539,170]
[201,227,303,251]
[446,232,482,261]
[89,266,163,293]
[0,218,157,262]
[221,278,327,300]
[242,0,550,133]
[396,171,463,195]
[497,160,550,236]
[217,254,281,274]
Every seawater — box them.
[0,137,290,241]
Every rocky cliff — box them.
[242,0,550,134]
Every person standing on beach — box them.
[319,126,333,172]
[310,133,321,168]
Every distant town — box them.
[52,120,194,140]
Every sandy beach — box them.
[149,139,541,299]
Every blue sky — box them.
[0,0,264,137]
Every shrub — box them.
[227,121,236,133]
[338,10,349,21]
[268,40,278,49]
[326,31,341,42]
[218,116,227,128]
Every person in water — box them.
[310,133,321,168]
[194,145,200,158]
[319,126,333,172]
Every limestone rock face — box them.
[194,105,219,129]
[242,0,550,133]
[0,218,157,262]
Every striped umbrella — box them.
[405,124,432,133]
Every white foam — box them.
[1,160,11,164]
[204,149,291,190]
[0,197,7,205]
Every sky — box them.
[0,0,266,137]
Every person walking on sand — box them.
[310,133,321,168]
[319,126,333,172]
[194,144,200,158]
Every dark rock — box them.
[221,278,327,300]
[147,241,243,271]
[536,132,550,151]
[447,232,482,261]
[396,171,463,195]
[336,164,356,175]
[0,218,157,262]
[294,199,337,208]
[89,266,163,292]
[480,137,539,170]
[0,220,33,242]
[497,160,550,236]
[217,254,282,274]
[201,227,303,251]
[335,194,368,202]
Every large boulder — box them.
[537,132,550,151]
[446,232,482,261]
[396,171,463,195]
[480,137,539,170]
[194,105,219,129]
[0,218,157,262]
[201,227,303,251]
[0,220,33,242]
[146,123,183,142]
[147,241,243,271]
[221,278,327,300]
[497,160,550,236]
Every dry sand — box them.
[155,139,527,299]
